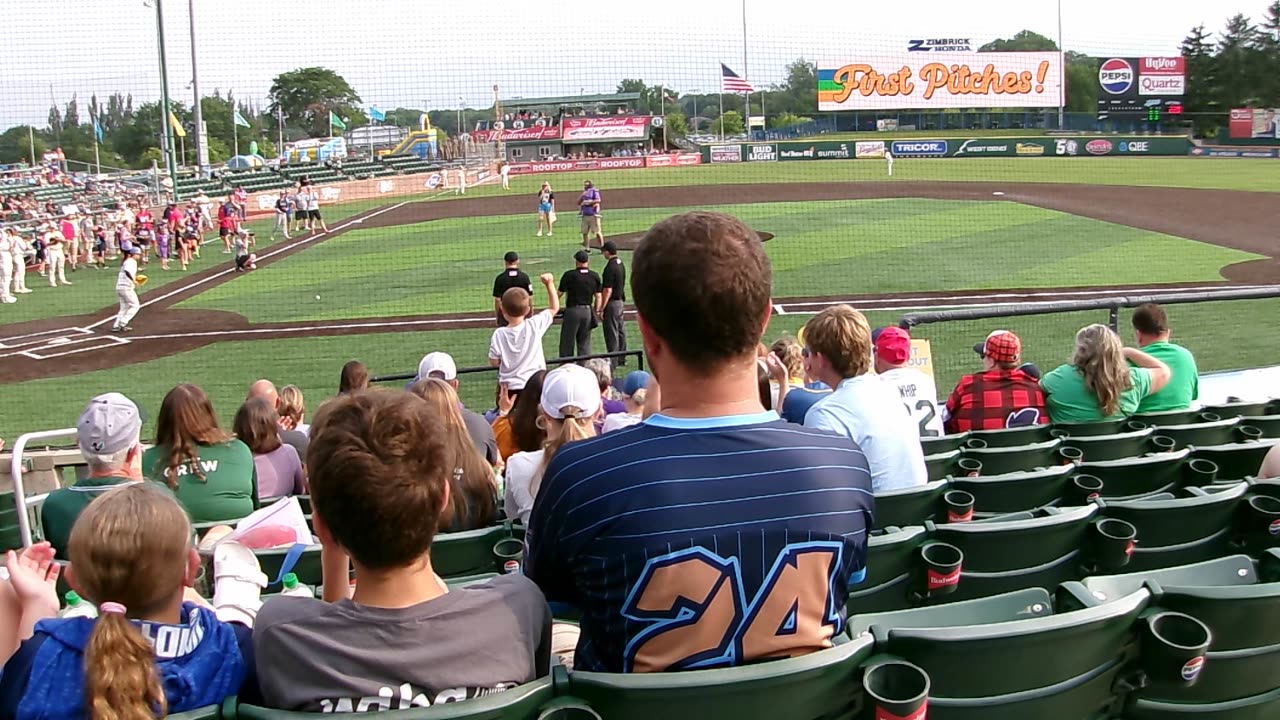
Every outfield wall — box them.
[700,136,1192,162]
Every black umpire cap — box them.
[573,250,590,264]
[504,251,519,263]
[602,241,617,254]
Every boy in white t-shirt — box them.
[112,244,142,332]
[873,326,943,437]
[489,273,560,396]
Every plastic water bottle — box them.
[280,573,314,598]
[60,591,98,619]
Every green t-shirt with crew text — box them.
[142,439,257,523]
[1135,341,1198,413]
[1041,365,1153,424]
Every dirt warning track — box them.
[2,181,1276,384]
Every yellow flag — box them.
[169,111,186,137]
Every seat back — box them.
[1053,419,1128,437]
[877,588,1148,715]
[873,480,948,529]
[1069,554,1258,608]
[1240,415,1280,440]
[1126,687,1280,719]
[1191,441,1280,482]
[847,526,927,614]
[949,465,1075,516]
[1059,428,1157,463]
[1097,483,1248,571]
[1133,409,1211,427]
[236,675,555,718]
[920,432,969,456]
[961,439,1067,475]
[847,587,1053,637]
[968,424,1055,448]
[924,449,962,482]
[565,634,875,720]
[924,505,1099,601]
[430,525,513,578]
[1202,400,1274,419]
[1154,417,1243,450]
[1076,449,1192,499]
[252,544,325,587]
[0,491,25,552]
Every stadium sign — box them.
[1015,142,1046,156]
[818,52,1063,111]
[950,140,1011,156]
[907,38,973,52]
[1097,56,1185,115]
[855,141,886,158]
[1228,108,1279,139]
[1085,139,1114,155]
[891,140,948,156]
[746,144,778,162]
[710,145,744,163]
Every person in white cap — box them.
[0,229,15,304]
[40,393,146,557]
[503,363,600,524]
[413,351,499,465]
[43,223,70,287]
[112,243,142,333]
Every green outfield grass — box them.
[3,297,1275,442]
[178,198,1256,323]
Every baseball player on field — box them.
[885,149,895,177]
[0,229,15,304]
[112,244,143,332]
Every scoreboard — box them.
[1097,57,1185,118]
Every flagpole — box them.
[277,105,284,159]
[28,126,36,166]
[719,90,725,141]
[233,107,239,156]
[93,124,101,175]
[742,0,750,137]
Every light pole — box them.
[1057,0,1065,129]
[188,0,206,172]
[689,89,700,131]
[458,96,464,136]
[147,0,178,184]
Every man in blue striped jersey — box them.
[525,211,874,673]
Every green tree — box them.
[979,30,1058,52]
[1217,14,1262,107]
[663,111,689,138]
[718,110,745,136]
[267,67,363,138]
[1181,24,1220,134]
[0,126,46,165]
[1255,1,1280,104]
[63,94,80,129]
[769,112,811,129]
[775,58,817,116]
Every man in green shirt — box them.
[1131,303,1199,413]
[42,393,143,557]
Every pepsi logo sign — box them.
[1269,518,1280,536]
[1099,58,1135,95]
[1086,139,1114,155]
[1181,656,1205,682]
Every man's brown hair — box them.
[632,212,771,373]
[501,286,532,318]
[804,305,872,379]
[233,396,283,455]
[1132,303,1169,336]
[306,389,449,570]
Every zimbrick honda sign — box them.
[1097,57,1185,116]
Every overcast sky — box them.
[0,0,1272,128]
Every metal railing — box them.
[8,428,77,548]
[372,349,645,385]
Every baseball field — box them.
[2,156,1278,440]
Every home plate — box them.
[47,337,72,346]
[992,192,1006,196]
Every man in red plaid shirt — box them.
[943,330,1048,433]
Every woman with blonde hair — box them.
[0,483,254,716]
[277,384,308,435]
[143,384,256,523]
[1041,323,1171,423]
[410,378,498,532]
[504,364,600,524]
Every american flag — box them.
[720,64,754,93]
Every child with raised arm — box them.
[488,273,560,399]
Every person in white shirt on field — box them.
[0,229,15,304]
[489,273,560,398]
[9,229,31,294]
[873,326,944,437]
[500,161,511,190]
[112,244,143,333]
[43,224,71,287]
[885,149,895,177]
[802,305,927,492]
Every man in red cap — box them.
[943,330,1048,433]
[873,327,943,436]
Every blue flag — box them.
[367,105,386,122]
[233,111,251,128]
[92,118,103,143]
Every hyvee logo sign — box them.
[908,38,973,52]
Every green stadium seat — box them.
[1053,419,1129,437]
[961,438,1068,475]
[1125,687,1280,719]
[1065,554,1259,606]
[1133,409,1210,427]
[948,464,1076,516]
[968,424,1055,448]
[923,505,1101,602]
[1202,400,1274,419]
[430,525,515,578]
[252,544,325,587]
[847,587,1053,637]
[1153,417,1244,450]
[847,526,927,614]
[924,449,963,482]
[1060,428,1159,463]
[1097,483,1247,572]
[235,676,555,719]
[1240,415,1280,439]
[0,491,27,552]
[875,587,1149,718]
[1075,449,1193,499]
[920,432,970,455]
[562,634,874,720]
[873,480,948,529]
[166,704,222,720]
[1191,441,1280,482]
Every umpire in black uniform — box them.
[558,249,602,359]
[600,241,627,367]
[492,251,533,326]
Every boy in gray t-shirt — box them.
[252,390,551,712]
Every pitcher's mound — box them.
[606,230,774,251]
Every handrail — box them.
[9,428,77,548]
[372,349,645,384]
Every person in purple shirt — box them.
[577,181,604,252]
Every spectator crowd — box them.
[0,209,1245,716]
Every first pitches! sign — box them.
[818,52,1063,111]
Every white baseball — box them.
[315,295,321,300]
